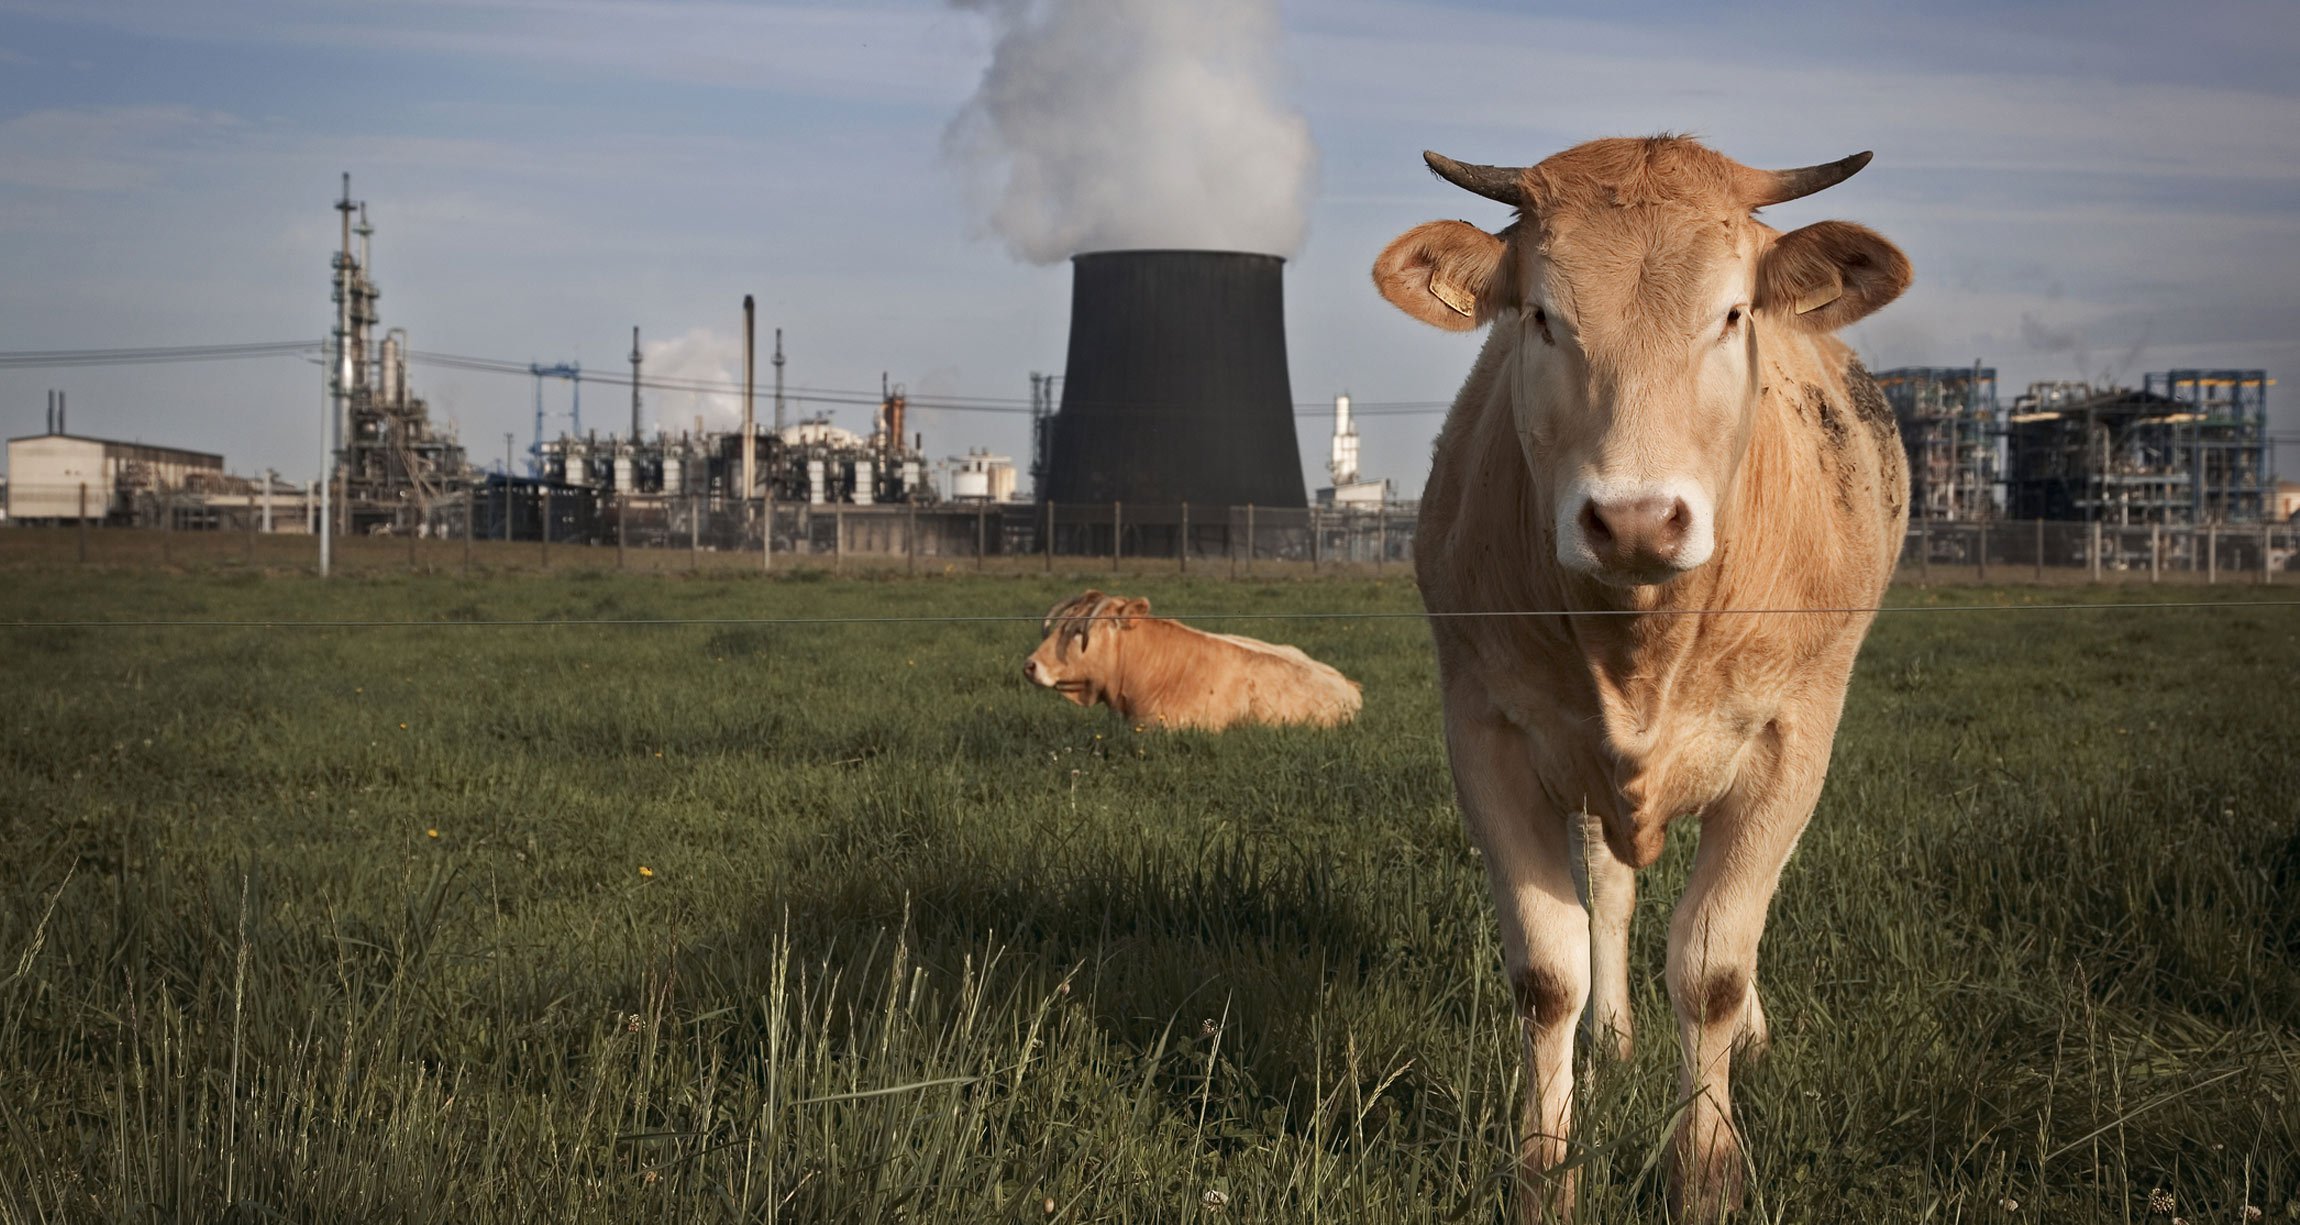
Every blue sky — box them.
[3,0,2297,496]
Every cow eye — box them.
[1720,306,1745,340]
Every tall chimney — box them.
[629,326,643,439]
[1043,250,1305,510]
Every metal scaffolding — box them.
[2004,371,2274,524]
[1877,365,2000,521]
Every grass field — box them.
[2,563,2296,1222]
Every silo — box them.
[1043,250,1306,510]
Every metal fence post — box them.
[78,483,89,564]
[976,502,987,572]
[1311,505,1321,572]
[408,508,419,573]
[1111,501,1122,574]
[246,488,258,565]
[690,493,701,573]
[1179,502,1189,575]
[1976,518,1988,584]
[2260,524,2272,586]
[1044,500,1055,573]
[2034,518,2044,581]
[2149,521,2159,584]
[1918,520,1929,582]
[906,501,917,576]
[1245,503,1255,578]
[2207,525,2218,584]
[541,486,552,570]
[464,487,475,573]
[617,493,627,570]
[1376,503,1387,573]
[835,506,845,572]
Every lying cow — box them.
[1022,591,1361,730]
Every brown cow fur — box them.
[1023,591,1361,731]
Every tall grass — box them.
[1,571,2294,1222]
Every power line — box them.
[9,599,2298,631]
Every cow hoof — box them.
[1667,1141,1746,1224]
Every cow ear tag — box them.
[1793,271,1844,316]
[1430,275,1476,317]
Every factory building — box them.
[1876,366,2000,521]
[4,428,223,523]
[2004,371,2274,524]
[1316,393,1391,509]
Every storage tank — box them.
[613,446,635,493]
[853,460,875,505]
[1042,250,1306,510]
[662,439,685,495]
[807,459,827,505]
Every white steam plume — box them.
[945,0,1317,263]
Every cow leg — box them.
[1664,722,1827,1223]
[1570,809,1636,1060]
[1444,693,1587,1223]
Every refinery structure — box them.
[6,176,2288,571]
[1876,365,2278,526]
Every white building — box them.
[5,432,225,522]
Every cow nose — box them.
[1579,496,1691,569]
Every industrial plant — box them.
[1877,365,2279,526]
[6,177,2288,572]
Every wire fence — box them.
[5,480,2297,587]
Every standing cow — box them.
[1372,136,1910,1221]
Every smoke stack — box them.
[57,390,65,436]
[1043,250,1305,510]
[47,389,55,435]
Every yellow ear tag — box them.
[1429,276,1475,317]
[1793,284,1842,316]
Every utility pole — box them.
[629,326,643,439]
[773,327,786,433]
[741,295,757,524]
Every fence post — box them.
[2034,518,2044,581]
[616,493,627,570]
[78,483,89,564]
[977,503,987,572]
[246,487,258,565]
[2262,524,2273,586]
[1112,501,1122,574]
[2149,521,2159,583]
[1976,518,1988,584]
[690,493,701,573]
[1044,500,1055,573]
[464,487,475,573]
[408,507,419,572]
[1311,505,1321,572]
[2088,520,2102,583]
[1918,520,1929,582]
[763,494,775,574]
[540,486,552,570]
[1376,503,1387,573]
[835,506,845,572]
[2207,525,2218,584]
[1245,503,1255,578]
[1179,502,1189,575]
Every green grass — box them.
[1,570,2296,1222]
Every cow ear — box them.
[1120,597,1150,627]
[1373,220,1512,332]
[1756,221,1910,333]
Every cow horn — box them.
[1744,151,1873,207]
[1424,151,1524,206]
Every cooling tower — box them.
[1043,250,1307,509]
